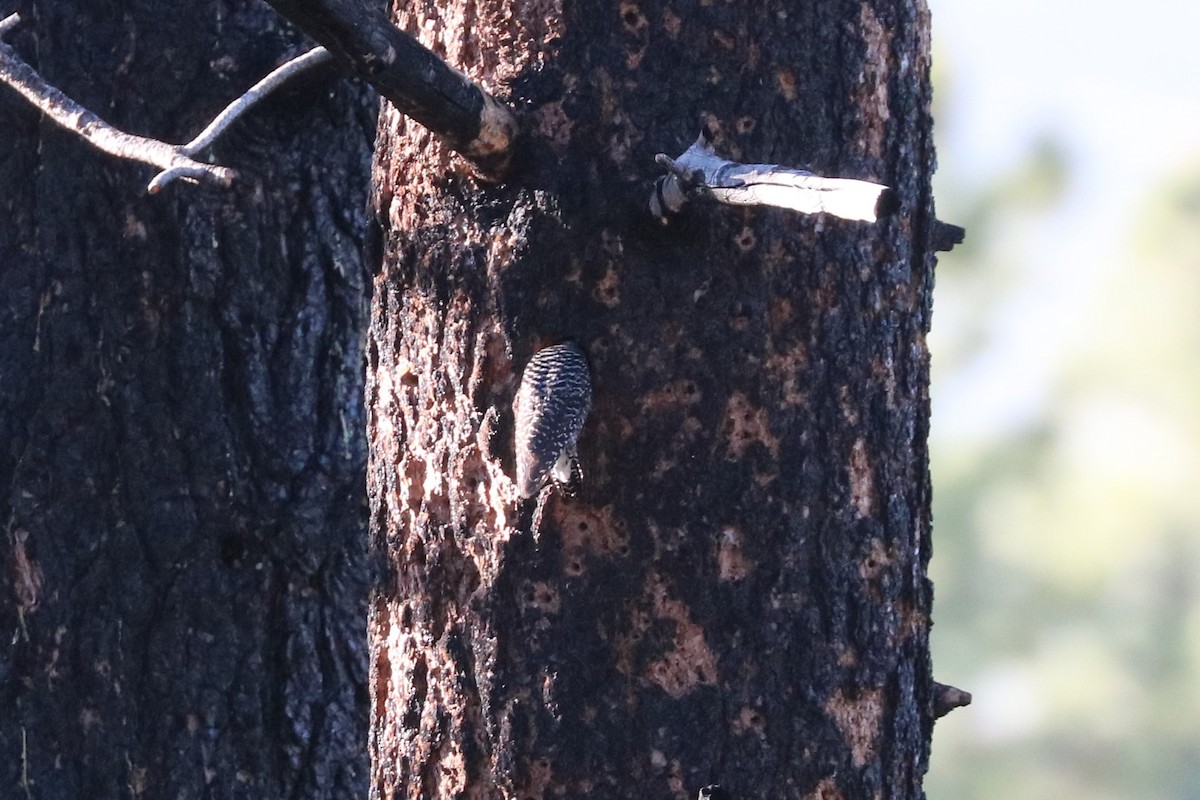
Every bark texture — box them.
[0,2,373,797]
[368,0,937,799]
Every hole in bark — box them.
[735,227,757,251]
[620,1,647,31]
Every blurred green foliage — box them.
[925,133,1200,798]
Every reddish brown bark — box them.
[367,0,941,798]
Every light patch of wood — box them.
[554,502,628,577]
[398,0,562,89]
[128,762,148,797]
[838,384,860,425]
[644,575,719,698]
[854,4,892,160]
[775,67,798,101]
[429,737,468,797]
[849,438,874,518]
[372,368,397,463]
[11,529,42,614]
[894,600,930,645]
[717,525,751,581]
[723,392,780,460]
[837,646,859,668]
[534,99,573,153]
[859,538,895,602]
[593,264,620,307]
[768,296,795,333]
[464,94,518,170]
[731,706,766,737]
[825,687,884,768]
[376,596,481,799]
[764,346,808,407]
[859,537,892,582]
[555,502,627,555]
[79,706,101,733]
[613,608,651,678]
[711,29,735,50]
[662,8,682,37]
[639,379,701,414]
[666,758,687,799]
[872,355,898,410]
[805,777,846,800]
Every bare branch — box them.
[1,19,344,195]
[651,135,899,224]
[184,46,333,157]
[148,46,334,192]
[261,0,517,179]
[0,37,236,190]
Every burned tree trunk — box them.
[0,2,372,797]
[368,0,939,798]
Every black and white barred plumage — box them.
[514,342,591,499]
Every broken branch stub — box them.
[261,0,518,180]
[651,135,899,224]
[932,682,972,719]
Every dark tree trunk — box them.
[369,0,937,799]
[0,2,373,797]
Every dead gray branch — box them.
[0,14,333,194]
[652,135,898,224]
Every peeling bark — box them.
[367,0,942,798]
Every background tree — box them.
[0,1,372,797]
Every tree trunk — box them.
[0,2,372,797]
[368,0,937,798]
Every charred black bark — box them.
[262,0,517,177]
[0,2,372,797]
[369,0,940,799]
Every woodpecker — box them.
[513,342,592,499]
